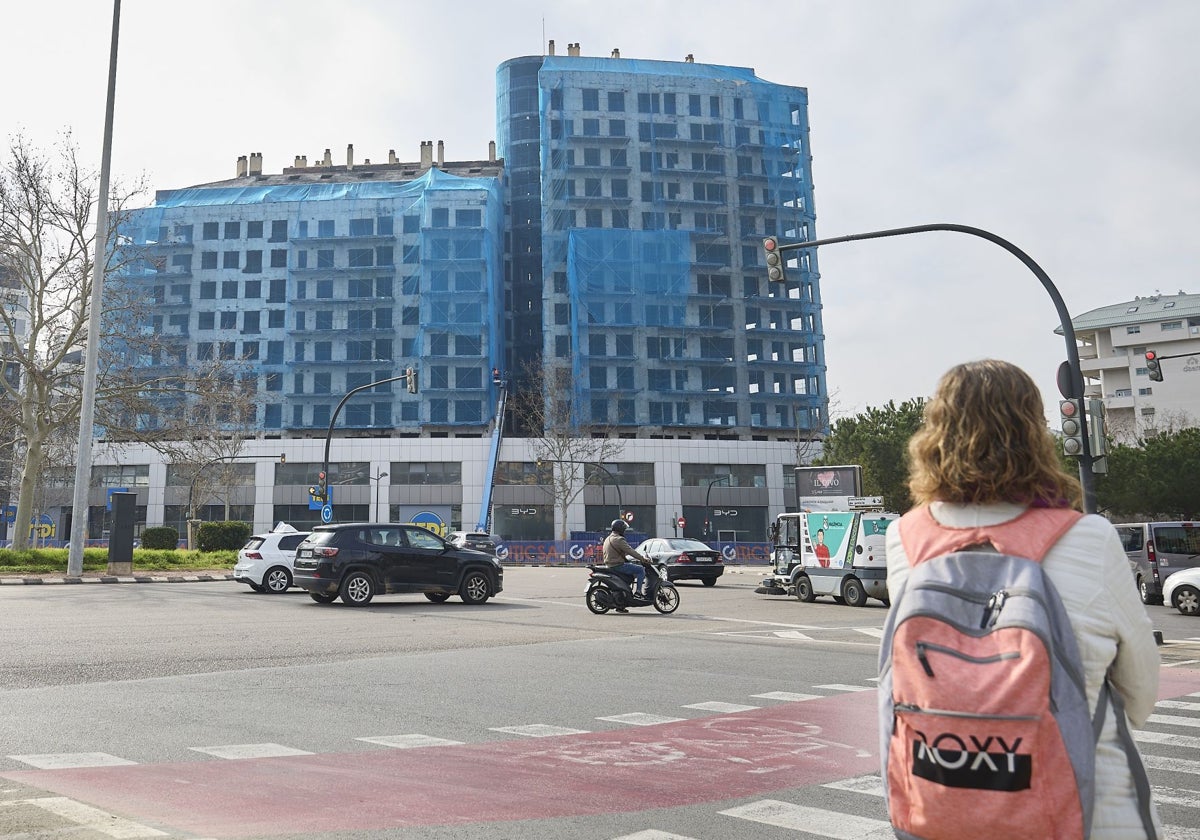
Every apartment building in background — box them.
[77,43,826,544]
[1070,291,1200,440]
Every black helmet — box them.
[610,519,627,534]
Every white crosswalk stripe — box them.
[719,799,893,838]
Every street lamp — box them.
[704,474,731,540]
[323,374,412,523]
[372,471,389,522]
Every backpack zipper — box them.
[894,702,1038,722]
[915,641,1020,677]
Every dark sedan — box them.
[635,538,724,586]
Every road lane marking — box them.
[21,797,167,838]
[814,684,873,692]
[1157,700,1200,711]
[1153,785,1200,808]
[682,702,760,713]
[1148,714,1200,729]
[824,774,886,797]
[1136,731,1200,749]
[719,799,893,837]
[611,832,698,840]
[596,713,687,726]
[7,753,136,770]
[188,743,313,760]
[1144,754,1200,775]
[752,691,822,702]
[356,734,465,748]
[489,724,591,737]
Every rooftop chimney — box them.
[437,140,444,166]
[568,42,581,57]
[346,143,354,169]
[322,148,332,167]
[388,149,398,164]
[248,152,263,176]
[611,48,620,58]
[236,155,248,178]
[548,39,555,56]
[420,140,433,169]
[488,140,496,161]
[685,53,694,63]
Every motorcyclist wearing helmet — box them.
[602,518,648,605]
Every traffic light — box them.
[406,367,418,394]
[763,237,786,283]
[314,470,327,502]
[1145,350,1163,382]
[279,453,286,464]
[1059,399,1084,457]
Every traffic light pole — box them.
[322,374,412,522]
[777,223,1098,513]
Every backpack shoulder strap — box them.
[899,505,1083,566]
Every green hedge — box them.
[0,547,238,575]
[140,526,180,550]
[196,521,252,552]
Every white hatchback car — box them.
[233,524,311,594]
[1163,567,1200,616]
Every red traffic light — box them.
[318,471,326,480]
[763,237,777,252]
[1145,351,1157,361]
[1058,400,1078,418]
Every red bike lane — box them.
[3,690,882,837]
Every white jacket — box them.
[886,502,1161,840]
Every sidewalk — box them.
[0,570,235,585]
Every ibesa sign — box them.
[911,730,1030,790]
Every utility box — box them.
[108,491,137,575]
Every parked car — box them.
[446,531,499,555]
[233,524,311,594]
[1116,521,1200,605]
[1163,566,1200,616]
[634,537,724,586]
[292,523,504,606]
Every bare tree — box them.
[0,134,246,548]
[507,355,625,540]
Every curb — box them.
[0,573,235,586]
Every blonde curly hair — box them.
[907,359,1082,509]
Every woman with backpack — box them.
[882,359,1160,839]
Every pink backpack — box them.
[878,506,1155,839]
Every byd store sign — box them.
[712,509,738,517]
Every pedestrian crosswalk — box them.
[7,686,1200,839]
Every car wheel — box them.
[459,571,491,605]
[842,577,868,608]
[424,592,451,603]
[1138,577,1163,606]
[702,577,717,587]
[340,571,375,606]
[1174,585,1200,617]
[795,574,816,602]
[263,566,291,594]
[309,592,337,604]
[248,583,266,593]
[653,583,680,614]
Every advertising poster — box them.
[804,512,857,568]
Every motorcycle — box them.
[585,560,680,614]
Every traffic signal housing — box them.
[763,237,786,283]
[406,367,418,393]
[312,470,328,502]
[1059,399,1084,457]
[1145,350,1163,382]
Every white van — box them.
[758,511,898,607]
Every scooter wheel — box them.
[586,585,613,614]
[653,584,680,614]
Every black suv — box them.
[293,523,504,607]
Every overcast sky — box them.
[4,0,1197,421]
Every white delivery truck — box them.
[756,509,897,607]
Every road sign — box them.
[847,496,884,510]
[677,516,686,529]
[321,504,333,524]
[623,511,634,523]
